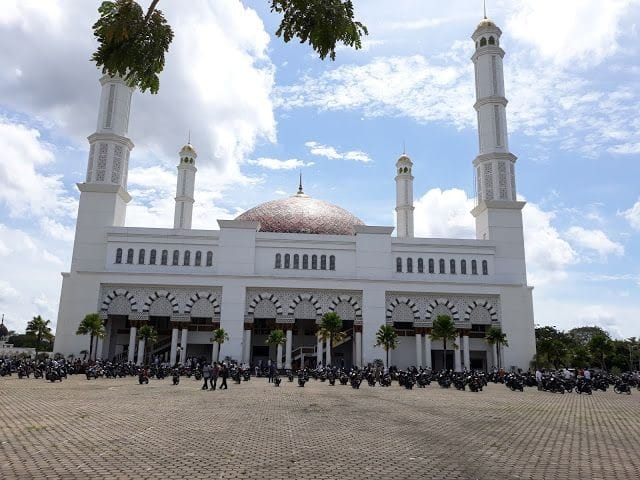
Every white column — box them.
[276,344,283,369]
[243,329,252,365]
[180,328,188,364]
[96,337,104,361]
[355,330,362,368]
[463,334,470,371]
[415,332,423,367]
[316,338,323,366]
[212,342,219,364]
[424,333,432,369]
[170,327,179,365]
[128,326,137,363]
[137,338,145,365]
[492,344,498,369]
[325,338,331,367]
[454,333,462,372]
[285,329,293,370]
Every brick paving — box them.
[1,375,639,480]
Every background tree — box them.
[588,333,612,371]
[429,315,457,370]
[211,327,229,362]
[75,313,106,361]
[317,312,346,366]
[137,324,158,364]
[26,315,54,357]
[92,0,367,93]
[375,324,399,368]
[485,327,509,369]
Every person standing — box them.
[219,362,228,390]
[210,362,219,390]
[202,363,210,390]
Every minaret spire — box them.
[174,142,197,229]
[483,0,487,19]
[298,171,303,194]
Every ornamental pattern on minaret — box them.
[471,17,517,203]
[395,153,414,238]
[173,143,197,229]
[85,76,134,189]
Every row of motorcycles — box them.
[0,359,71,382]
[497,371,637,395]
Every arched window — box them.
[488,36,495,45]
[482,260,488,275]
[183,250,191,266]
[195,251,201,266]
[293,254,300,269]
[320,255,327,270]
[407,258,413,273]
[329,255,336,271]
[480,37,487,47]
[115,248,123,264]
[206,251,213,267]
[471,259,478,275]
[138,249,145,265]
[311,254,318,270]
[450,259,456,274]
[126,248,134,264]
[275,253,281,269]
[461,259,467,275]
[428,258,434,274]
[418,258,424,273]
[302,254,308,269]
[161,250,168,265]
[396,257,402,273]
[149,249,157,265]
[284,254,290,269]
[172,250,179,266]
[439,258,445,274]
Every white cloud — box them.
[0,281,19,301]
[621,199,640,230]
[247,158,314,170]
[565,226,624,258]
[388,18,449,31]
[305,141,372,163]
[413,188,475,238]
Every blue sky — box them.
[0,0,639,339]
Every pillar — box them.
[96,337,104,361]
[325,337,331,367]
[243,327,252,365]
[285,328,293,370]
[415,331,423,368]
[276,344,283,369]
[128,325,137,363]
[170,327,179,365]
[454,333,462,372]
[212,342,219,364]
[180,328,188,364]
[137,338,145,365]
[462,333,470,371]
[424,330,432,369]
[316,337,323,366]
[355,327,362,368]
[492,344,498,369]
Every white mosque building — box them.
[54,16,536,371]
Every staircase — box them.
[332,329,353,348]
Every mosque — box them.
[53,16,536,371]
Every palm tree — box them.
[211,327,229,362]
[266,329,287,368]
[429,315,458,370]
[485,326,509,369]
[137,324,158,365]
[588,334,611,371]
[316,312,346,367]
[75,313,106,361]
[375,324,399,368]
[26,315,53,357]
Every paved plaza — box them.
[1,375,639,480]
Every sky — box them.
[0,0,639,339]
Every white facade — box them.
[54,18,536,371]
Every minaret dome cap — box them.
[477,17,496,29]
[180,143,197,156]
[396,153,412,165]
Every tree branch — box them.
[144,0,160,24]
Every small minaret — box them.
[395,153,414,238]
[173,142,197,229]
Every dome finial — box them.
[298,171,304,195]
[483,0,487,19]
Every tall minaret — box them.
[173,142,197,229]
[395,153,414,238]
[470,15,527,283]
[71,75,134,271]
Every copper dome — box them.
[235,192,365,235]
